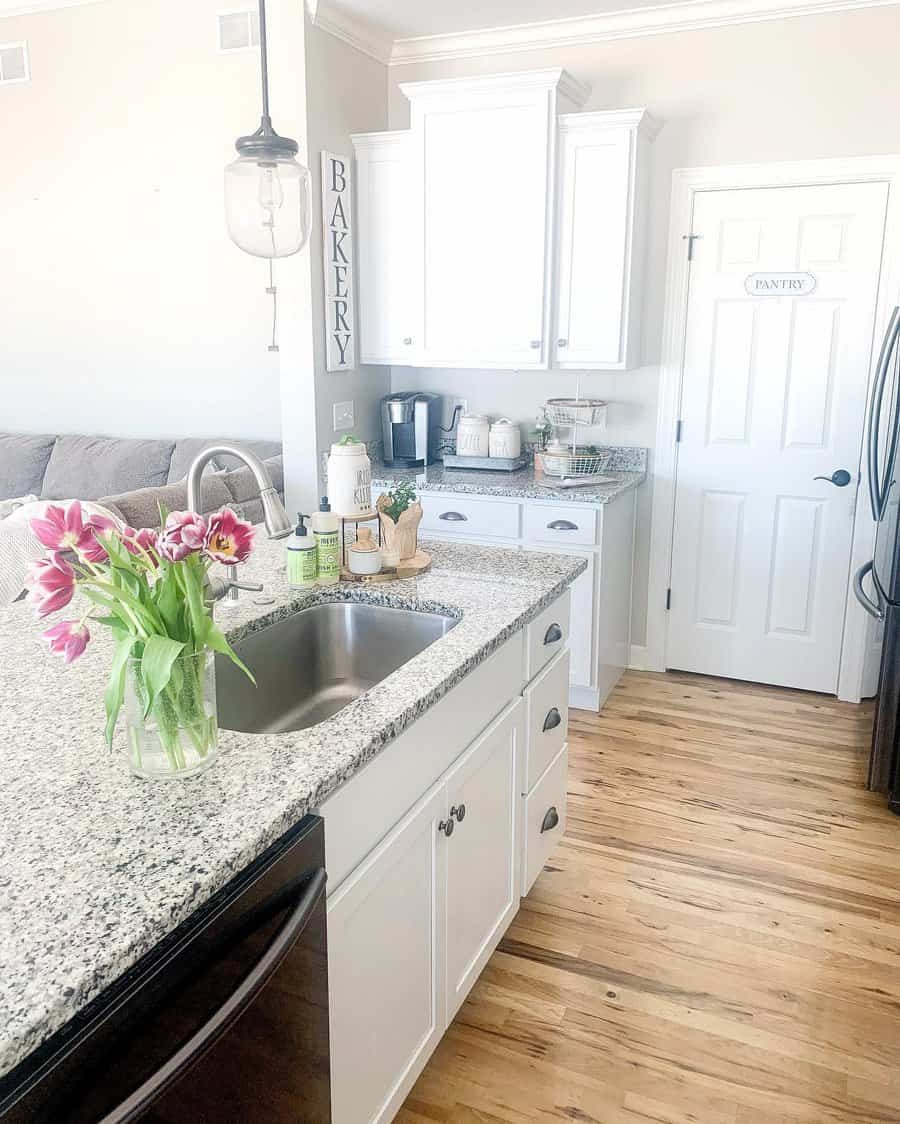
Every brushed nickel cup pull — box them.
[543,623,563,645]
[541,806,559,834]
[439,511,468,521]
[547,520,578,531]
[543,707,562,732]
[530,340,542,349]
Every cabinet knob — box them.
[439,511,468,522]
[450,804,466,823]
[543,623,563,645]
[530,340,542,350]
[403,337,413,346]
[543,707,562,733]
[547,520,578,531]
[541,806,560,834]
[557,338,568,348]
[438,818,455,838]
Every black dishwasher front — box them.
[0,815,330,1124]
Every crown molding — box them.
[0,0,101,16]
[399,67,591,109]
[307,0,392,66]
[388,0,900,65]
[559,106,663,140]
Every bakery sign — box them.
[744,271,817,296]
[322,151,356,371]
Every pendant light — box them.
[225,0,311,259]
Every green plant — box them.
[381,481,417,523]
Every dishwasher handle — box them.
[97,867,327,1124]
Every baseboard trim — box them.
[570,684,600,712]
[628,644,650,670]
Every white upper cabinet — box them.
[554,110,659,371]
[352,131,418,366]
[352,72,658,372]
[401,70,587,370]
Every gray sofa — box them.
[0,433,283,529]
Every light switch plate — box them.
[333,400,355,431]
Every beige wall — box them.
[386,5,900,648]
[0,0,305,442]
[304,22,390,484]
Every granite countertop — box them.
[0,538,585,1082]
[370,445,647,505]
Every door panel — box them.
[669,182,888,692]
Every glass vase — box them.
[123,650,219,780]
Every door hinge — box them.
[683,233,702,261]
[675,419,683,443]
[666,588,672,610]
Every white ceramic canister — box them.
[455,414,490,458]
[489,418,522,459]
[327,439,372,517]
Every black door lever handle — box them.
[814,469,852,487]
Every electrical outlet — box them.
[333,400,355,431]
[450,396,467,421]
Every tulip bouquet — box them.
[25,502,255,778]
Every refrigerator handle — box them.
[853,561,885,621]
[868,307,900,520]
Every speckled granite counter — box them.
[370,446,646,505]
[0,539,585,1082]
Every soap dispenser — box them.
[311,496,340,586]
[286,514,317,588]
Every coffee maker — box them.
[381,392,443,467]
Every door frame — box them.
[645,155,900,701]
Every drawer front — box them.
[525,648,570,790]
[523,503,597,547]
[523,744,568,896]
[420,494,521,539]
[526,589,570,682]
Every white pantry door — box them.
[668,182,888,692]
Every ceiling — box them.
[331,0,668,41]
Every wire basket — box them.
[538,449,612,478]
[544,398,608,428]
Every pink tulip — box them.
[204,509,255,565]
[29,502,116,563]
[157,511,208,563]
[26,553,76,618]
[81,513,118,563]
[122,526,160,565]
[42,619,90,664]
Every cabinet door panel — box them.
[328,785,445,1124]
[354,134,416,366]
[555,125,632,369]
[416,101,549,368]
[444,700,523,1020]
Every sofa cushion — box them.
[167,438,283,484]
[41,436,175,501]
[0,433,57,500]
[100,475,234,530]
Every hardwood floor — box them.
[396,670,900,1124]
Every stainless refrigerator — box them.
[854,306,900,811]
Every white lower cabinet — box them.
[327,699,523,1124]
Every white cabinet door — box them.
[554,111,656,371]
[407,87,552,369]
[353,132,418,366]
[443,700,523,1020]
[328,784,446,1124]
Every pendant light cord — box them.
[267,260,279,353]
[258,0,271,123]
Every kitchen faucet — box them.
[187,444,293,604]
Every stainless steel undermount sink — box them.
[216,601,459,734]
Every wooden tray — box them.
[340,550,432,583]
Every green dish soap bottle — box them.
[312,496,341,586]
[286,514,318,588]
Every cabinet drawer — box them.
[523,503,597,546]
[420,494,521,540]
[526,589,570,682]
[523,744,568,896]
[525,649,569,790]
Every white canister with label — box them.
[489,418,521,459]
[327,439,373,517]
[455,414,490,458]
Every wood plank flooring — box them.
[396,670,900,1124]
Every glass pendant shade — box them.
[225,151,311,259]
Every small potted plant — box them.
[376,482,422,562]
[25,502,255,780]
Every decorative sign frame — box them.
[322,151,356,371]
[744,272,817,296]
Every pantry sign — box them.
[744,271,817,296]
[322,151,356,372]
